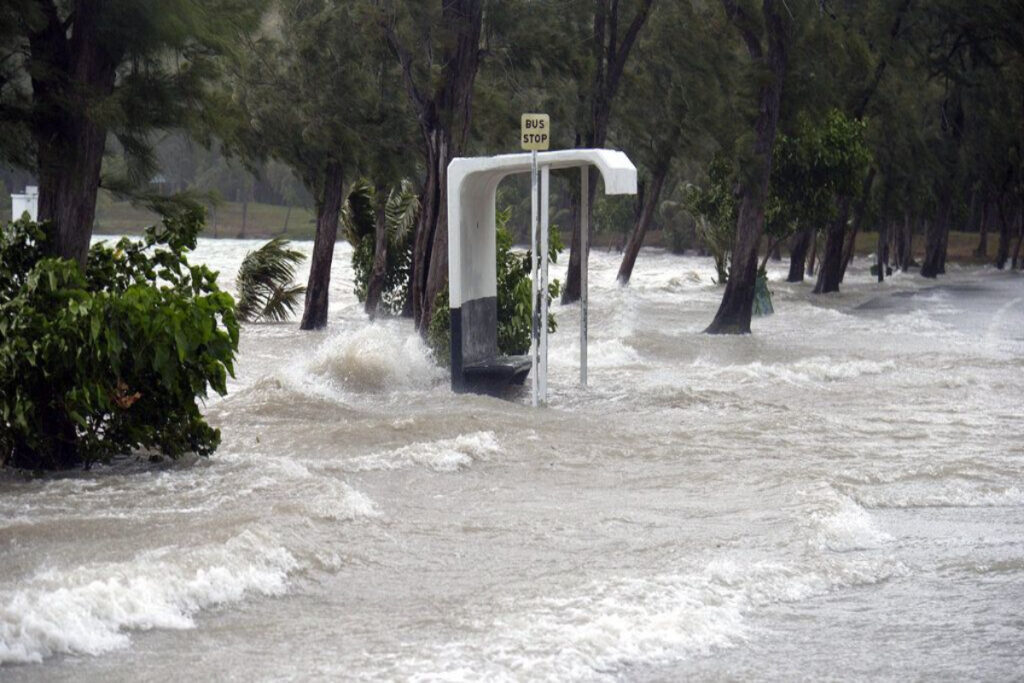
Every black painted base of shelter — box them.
[450,297,532,395]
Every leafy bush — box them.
[0,208,239,470]
[685,156,736,284]
[344,179,418,315]
[235,237,306,322]
[428,208,561,365]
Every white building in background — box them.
[11,185,38,221]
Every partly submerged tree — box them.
[615,0,736,285]
[238,1,357,330]
[343,179,420,317]
[705,0,791,334]
[378,0,485,334]
[561,0,656,303]
[235,238,307,323]
[0,0,265,266]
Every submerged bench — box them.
[462,355,532,395]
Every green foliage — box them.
[687,110,872,283]
[0,209,239,470]
[235,238,307,322]
[768,109,872,240]
[345,179,419,315]
[685,156,737,284]
[428,208,561,365]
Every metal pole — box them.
[580,165,589,387]
[540,165,550,403]
[530,150,539,407]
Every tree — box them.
[379,0,484,333]
[0,0,264,266]
[705,0,790,335]
[615,0,735,285]
[239,1,394,330]
[561,0,655,304]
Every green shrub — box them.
[428,208,561,365]
[0,208,239,470]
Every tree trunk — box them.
[240,196,249,237]
[617,162,669,285]
[877,220,887,283]
[30,1,121,267]
[921,196,952,278]
[364,183,390,318]
[995,196,1011,270]
[706,0,788,334]
[839,168,876,283]
[814,197,850,293]
[807,233,819,276]
[300,161,344,330]
[974,196,989,257]
[1012,206,1023,270]
[787,228,812,282]
[282,204,291,234]
[388,0,482,333]
[410,128,454,333]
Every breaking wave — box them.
[0,530,298,665]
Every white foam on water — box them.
[851,483,1024,509]
[0,529,298,665]
[690,356,896,386]
[309,325,445,393]
[297,482,381,520]
[398,555,907,681]
[801,486,892,552]
[345,431,501,473]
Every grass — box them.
[2,194,1013,265]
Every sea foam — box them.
[0,529,298,664]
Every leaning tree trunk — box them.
[563,0,655,304]
[411,128,454,334]
[364,183,390,318]
[30,3,121,267]
[707,0,788,334]
[814,197,851,293]
[300,161,344,330]
[617,162,669,285]
[787,228,812,282]
[838,169,876,284]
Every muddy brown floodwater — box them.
[2,240,1023,680]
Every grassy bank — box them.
[2,196,1009,265]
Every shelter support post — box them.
[580,166,589,387]
[540,165,550,402]
[530,151,539,407]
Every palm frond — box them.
[342,179,376,247]
[236,237,307,323]
[385,179,420,245]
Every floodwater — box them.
[2,239,1023,681]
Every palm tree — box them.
[235,238,307,323]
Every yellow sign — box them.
[521,113,550,151]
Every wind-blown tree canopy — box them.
[615,0,736,285]
[0,0,265,265]
[237,0,386,330]
[377,0,485,334]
